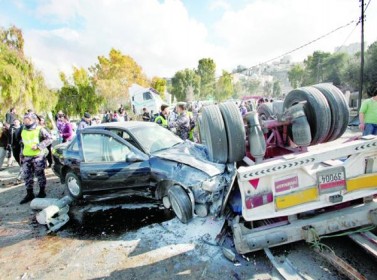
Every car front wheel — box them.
[168,185,193,224]
[65,172,83,199]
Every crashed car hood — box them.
[153,141,225,177]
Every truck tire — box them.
[313,84,349,140]
[257,103,274,122]
[200,105,228,163]
[168,185,193,224]
[219,102,246,163]
[272,100,284,115]
[283,87,331,145]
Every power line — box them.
[334,22,359,53]
[364,0,372,12]
[238,19,356,75]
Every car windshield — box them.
[129,124,183,154]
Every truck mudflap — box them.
[232,200,377,254]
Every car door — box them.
[78,129,151,193]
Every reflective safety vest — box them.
[21,126,42,157]
[155,115,168,128]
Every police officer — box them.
[155,104,169,128]
[20,113,52,204]
[170,102,190,140]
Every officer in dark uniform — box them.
[170,102,190,140]
[20,113,52,204]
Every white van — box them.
[129,84,164,116]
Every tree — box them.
[151,77,167,100]
[197,58,216,98]
[216,70,233,101]
[90,48,149,109]
[263,81,273,96]
[341,53,360,91]
[171,69,200,102]
[288,64,304,88]
[364,41,377,96]
[302,51,331,85]
[55,67,103,117]
[272,80,282,97]
[0,25,24,53]
[0,25,57,118]
[322,52,349,86]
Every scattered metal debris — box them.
[314,248,366,280]
[33,196,73,232]
[264,248,304,280]
[349,231,377,259]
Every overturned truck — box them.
[198,83,377,254]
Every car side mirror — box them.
[126,152,142,162]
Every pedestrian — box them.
[0,123,10,171]
[359,86,377,136]
[61,115,74,142]
[112,111,119,122]
[155,104,170,128]
[11,119,22,166]
[77,112,91,130]
[56,111,65,143]
[240,103,248,116]
[170,102,190,140]
[19,113,52,204]
[118,104,124,115]
[38,115,54,168]
[142,108,150,122]
[123,111,129,121]
[5,108,16,126]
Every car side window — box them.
[82,134,104,162]
[82,133,131,163]
[69,138,79,151]
[105,136,131,162]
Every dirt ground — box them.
[1,130,376,280]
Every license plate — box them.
[317,167,346,194]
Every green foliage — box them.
[171,69,200,102]
[365,41,377,95]
[288,64,304,88]
[233,77,260,97]
[0,25,24,53]
[263,81,273,96]
[341,53,360,91]
[197,58,216,98]
[56,67,103,117]
[272,80,281,97]
[0,25,57,119]
[289,51,349,88]
[90,48,149,109]
[216,70,233,101]
[151,77,167,100]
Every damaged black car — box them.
[52,122,235,223]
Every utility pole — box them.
[358,0,365,110]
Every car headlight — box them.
[201,175,224,193]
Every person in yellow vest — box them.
[154,104,169,128]
[20,113,52,204]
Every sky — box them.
[0,0,376,88]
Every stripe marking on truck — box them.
[347,174,377,192]
[275,187,318,210]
